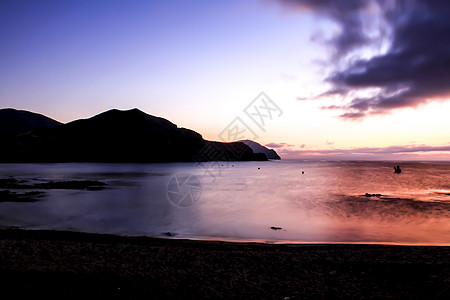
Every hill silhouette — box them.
[0,108,62,136]
[0,108,268,163]
[239,140,281,160]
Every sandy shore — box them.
[1,227,449,299]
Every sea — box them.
[1,160,449,245]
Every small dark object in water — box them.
[301,171,304,174]
[364,193,382,197]
[270,226,282,230]
[232,165,234,167]
[164,232,173,237]
[394,165,402,174]
[258,167,260,170]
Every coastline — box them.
[1,227,449,299]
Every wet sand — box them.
[1,227,449,299]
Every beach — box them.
[3,0,450,298]
[1,227,449,299]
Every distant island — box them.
[0,108,281,163]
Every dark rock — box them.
[0,190,44,202]
[0,190,12,201]
[238,140,281,159]
[35,180,107,190]
[0,177,107,190]
[364,193,382,197]
[0,178,34,189]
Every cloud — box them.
[279,0,375,59]
[313,144,450,155]
[265,142,295,148]
[280,73,298,80]
[278,0,450,119]
[296,97,310,101]
[325,139,334,145]
[277,143,450,160]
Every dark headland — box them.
[0,108,279,163]
[0,227,449,299]
[239,139,281,160]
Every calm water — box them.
[1,160,449,245]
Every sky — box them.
[1,0,450,160]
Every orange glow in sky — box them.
[1,0,450,160]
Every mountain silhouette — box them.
[0,108,268,163]
[0,108,62,136]
[239,140,281,159]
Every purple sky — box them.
[2,0,450,160]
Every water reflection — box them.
[0,161,449,245]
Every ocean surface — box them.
[1,160,449,245]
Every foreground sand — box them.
[1,227,449,299]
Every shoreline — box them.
[170,235,450,247]
[1,227,449,299]
[3,226,448,247]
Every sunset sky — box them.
[2,0,450,160]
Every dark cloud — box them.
[279,0,450,119]
[280,0,373,59]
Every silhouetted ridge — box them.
[0,108,62,136]
[0,108,267,163]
